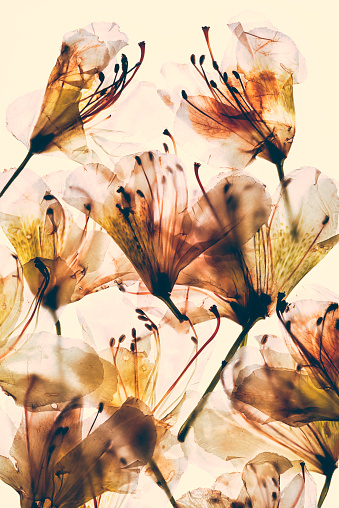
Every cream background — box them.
[0,0,339,505]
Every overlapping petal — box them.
[63,151,271,319]
[179,167,339,325]
[0,168,134,312]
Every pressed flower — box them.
[177,454,316,508]
[0,246,24,352]
[161,21,306,171]
[179,167,339,327]
[76,292,226,507]
[2,22,151,197]
[0,397,156,508]
[0,168,134,318]
[63,150,271,320]
[221,333,339,426]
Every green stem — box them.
[178,319,256,443]
[157,295,188,323]
[0,151,34,198]
[318,470,334,508]
[148,458,179,508]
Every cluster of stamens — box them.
[79,41,145,122]
[181,27,286,164]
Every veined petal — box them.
[53,398,156,507]
[0,332,111,408]
[0,246,23,347]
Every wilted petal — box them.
[54,398,156,507]
[222,344,339,425]
[0,332,113,408]
[180,167,339,325]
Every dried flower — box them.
[161,21,306,169]
[0,169,133,314]
[63,151,271,320]
[179,167,339,325]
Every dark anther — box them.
[181,90,188,100]
[130,342,135,352]
[285,320,291,332]
[135,155,142,165]
[120,457,127,465]
[163,128,170,136]
[136,308,145,315]
[232,86,239,94]
[136,189,145,198]
[138,315,149,321]
[190,54,196,65]
[145,323,152,331]
[322,215,330,225]
[317,316,323,326]
[131,328,137,339]
[212,60,219,70]
[224,183,231,193]
[114,63,120,73]
[84,203,91,213]
[163,142,169,153]
[98,72,105,83]
[232,70,240,80]
[296,364,302,371]
[335,319,339,330]
[272,492,277,500]
[176,164,184,172]
[117,186,124,193]
[121,54,128,71]
[44,194,55,201]
[46,207,54,215]
[210,80,217,88]
[199,55,205,66]
[148,151,154,161]
[98,402,104,413]
[327,303,338,313]
[119,334,126,343]
[261,334,268,345]
[223,72,228,82]
[109,337,115,347]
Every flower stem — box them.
[158,295,188,322]
[148,457,179,507]
[178,319,255,442]
[318,470,334,508]
[0,151,34,198]
[276,159,285,183]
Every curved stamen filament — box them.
[151,306,220,415]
